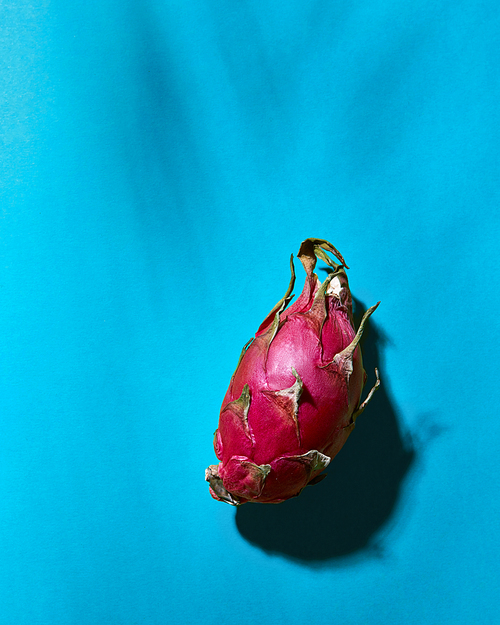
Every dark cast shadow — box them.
[235,296,416,564]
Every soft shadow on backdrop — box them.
[235,295,416,564]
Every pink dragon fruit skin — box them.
[206,238,380,505]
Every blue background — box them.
[2,1,500,623]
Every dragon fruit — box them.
[206,238,380,505]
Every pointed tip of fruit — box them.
[205,465,242,506]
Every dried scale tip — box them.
[206,238,380,505]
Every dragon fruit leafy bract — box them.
[206,238,380,505]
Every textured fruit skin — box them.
[206,239,380,505]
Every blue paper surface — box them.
[2,1,499,623]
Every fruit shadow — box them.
[235,296,416,564]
